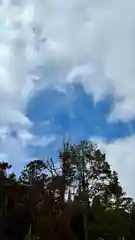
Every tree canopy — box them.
[0,140,134,239]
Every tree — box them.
[0,140,134,240]
[64,141,113,201]
[19,160,47,185]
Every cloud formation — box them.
[92,135,135,198]
[1,0,135,127]
[0,0,135,196]
[31,0,135,122]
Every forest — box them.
[0,140,135,240]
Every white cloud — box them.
[18,130,56,148]
[0,0,135,185]
[31,135,56,147]
[27,0,135,122]
[0,128,28,172]
[92,135,135,198]
[1,0,135,129]
[0,125,56,173]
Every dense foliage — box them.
[0,140,135,240]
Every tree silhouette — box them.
[0,140,134,240]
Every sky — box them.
[0,0,135,198]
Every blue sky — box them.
[28,84,134,145]
[0,0,135,198]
